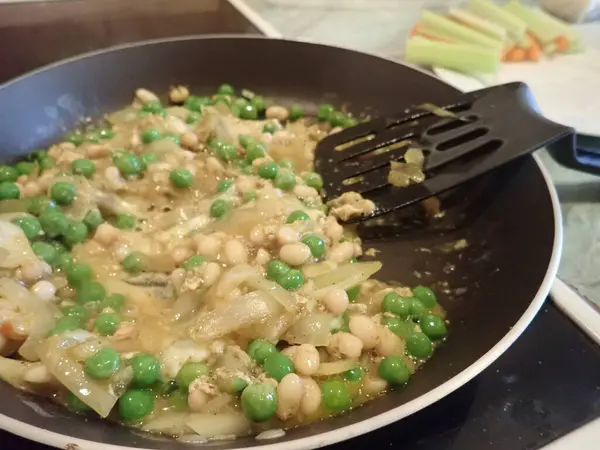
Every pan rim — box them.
[0,36,563,450]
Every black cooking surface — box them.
[1,1,599,449]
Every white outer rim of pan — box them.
[0,36,563,450]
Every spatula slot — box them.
[436,128,489,151]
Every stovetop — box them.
[1,1,599,449]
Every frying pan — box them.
[0,36,561,450]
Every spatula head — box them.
[314,82,574,223]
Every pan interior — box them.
[0,37,556,449]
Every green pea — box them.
[257,161,279,180]
[86,132,101,144]
[66,132,85,146]
[420,314,447,340]
[344,367,363,383]
[184,96,210,112]
[50,182,76,206]
[99,128,115,139]
[186,111,202,124]
[279,269,304,291]
[289,104,304,121]
[141,128,161,143]
[67,392,91,413]
[139,153,158,167]
[410,298,426,321]
[266,260,290,282]
[274,170,296,191]
[231,98,249,117]
[166,390,188,412]
[244,142,265,163]
[332,311,350,334]
[115,214,136,230]
[216,143,238,162]
[47,316,80,336]
[0,182,20,200]
[242,165,253,175]
[217,83,235,96]
[0,165,19,182]
[102,293,125,311]
[94,313,120,336]
[382,317,414,339]
[31,242,57,265]
[121,252,145,273]
[286,210,309,224]
[412,285,437,308]
[71,159,96,178]
[346,286,359,302]
[317,104,335,121]
[113,152,143,176]
[263,352,294,381]
[63,305,90,326]
[406,332,433,358]
[241,382,277,422]
[26,150,47,162]
[301,234,325,258]
[382,292,412,318]
[84,347,121,379]
[39,211,68,238]
[329,111,348,127]
[66,263,93,287]
[238,134,256,149]
[279,159,294,170]
[247,339,277,364]
[321,380,351,412]
[63,221,89,247]
[212,95,231,106]
[54,253,74,271]
[75,281,106,305]
[217,179,234,193]
[176,362,210,390]
[302,172,324,190]
[118,389,155,422]
[39,156,56,172]
[15,161,35,175]
[28,197,58,216]
[250,95,266,112]
[130,353,160,388]
[170,168,193,188]
[210,199,229,219]
[181,255,206,270]
[243,190,256,202]
[142,100,163,114]
[342,117,358,128]
[162,133,181,146]
[11,217,41,240]
[263,121,280,134]
[83,209,104,231]
[49,240,67,255]
[378,355,411,385]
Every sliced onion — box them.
[312,261,382,296]
[186,412,251,439]
[315,359,358,376]
[0,221,37,269]
[173,290,205,321]
[239,311,295,342]
[302,261,338,279]
[199,393,233,413]
[216,265,259,298]
[282,312,335,347]
[38,335,118,417]
[141,412,193,436]
[246,275,295,312]
[0,356,36,390]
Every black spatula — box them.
[314,82,575,223]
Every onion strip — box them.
[315,359,358,376]
[312,261,382,297]
[246,275,295,312]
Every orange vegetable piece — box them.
[505,47,526,62]
[555,35,569,52]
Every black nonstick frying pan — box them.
[0,36,561,450]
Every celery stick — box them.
[448,9,508,42]
[468,0,526,43]
[420,10,503,50]
[504,0,560,45]
[529,6,583,49]
[405,37,502,75]
[418,24,493,47]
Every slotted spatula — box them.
[314,82,575,223]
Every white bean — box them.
[291,344,320,376]
[324,216,343,242]
[181,132,199,149]
[86,144,112,159]
[362,375,388,396]
[323,288,349,315]
[328,331,363,359]
[376,326,406,357]
[30,280,56,302]
[254,248,271,265]
[169,85,190,104]
[277,226,300,245]
[172,246,193,265]
[279,243,311,266]
[24,365,53,384]
[349,315,379,349]
[203,262,222,287]
[94,223,120,246]
[276,373,304,421]
[328,241,355,263]
[293,184,319,200]
[20,261,52,284]
[188,389,209,412]
[21,182,42,198]
[299,377,321,416]
[266,105,289,121]
[235,175,255,194]
[135,88,159,104]
[249,225,266,245]
[223,239,247,265]
[194,234,221,259]
[104,166,127,191]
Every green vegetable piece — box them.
[115,214,136,230]
[28,197,58,216]
[64,221,89,247]
[63,305,90,326]
[66,132,85,146]
[241,382,277,422]
[289,104,304,121]
[66,263,93,287]
[166,390,188,411]
[321,380,351,412]
[99,128,115,139]
[121,252,145,273]
[412,285,437,308]
[278,159,294,170]
[94,313,121,336]
[39,211,68,238]
[244,142,265,163]
[76,281,106,305]
[317,104,335,121]
[420,314,447,340]
[263,122,280,134]
[102,293,125,311]
[142,100,163,114]
[0,165,19,182]
[86,132,101,144]
[12,217,41,240]
[0,182,20,200]
[47,316,80,336]
[302,172,323,190]
[54,253,74,271]
[84,347,121,379]
[181,255,206,270]
[67,392,91,412]
[247,339,277,364]
[217,83,235,96]
[346,286,359,302]
[118,389,155,422]
[382,317,414,339]
[31,242,57,265]
[382,292,412,318]
[344,367,363,383]
[216,143,238,162]
[131,353,160,387]
[257,161,279,180]
[329,111,348,127]
[176,362,210,390]
[184,96,210,112]
[186,111,202,124]
[286,210,309,224]
[141,128,161,144]
[243,190,256,202]
[39,156,56,172]
[410,298,426,321]
[266,260,290,282]
[378,355,411,385]
[217,179,234,193]
[212,95,231,106]
[15,161,35,175]
[170,168,193,188]
[301,234,325,258]
[275,170,296,191]
[263,352,294,381]
[50,182,76,206]
[210,199,229,219]
[113,152,143,176]
[406,332,433,358]
[238,134,256,149]
[250,95,266,112]
[139,153,158,167]
[162,133,181,146]
[83,209,104,231]
[279,269,304,291]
